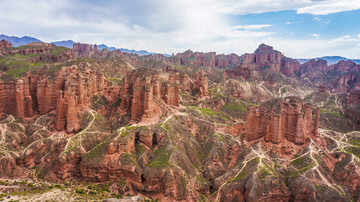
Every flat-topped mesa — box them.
[0,39,12,49]
[245,97,319,145]
[73,42,99,57]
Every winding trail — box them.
[307,138,347,195]
[62,109,96,155]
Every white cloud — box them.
[212,0,360,15]
[297,0,360,15]
[0,0,359,58]
[312,34,320,39]
[313,17,322,22]
[233,24,273,30]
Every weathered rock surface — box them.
[73,42,99,58]
[245,97,319,145]
[0,39,12,49]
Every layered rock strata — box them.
[0,39,12,49]
[0,64,105,133]
[119,69,178,123]
[0,78,33,118]
[73,43,99,58]
[245,97,319,145]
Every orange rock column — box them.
[15,80,25,118]
[66,91,80,133]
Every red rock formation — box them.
[347,89,360,104]
[299,59,329,74]
[120,69,175,123]
[224,66,252,80]
[0,79,33,118]
[73,42,99,58]
[194,70,209,99]
[331,60,360,73]
[0,39,12,49]
[239,44,300,76]
[215,53,241,68]
[281,57,300,76]
[245,97,319,145]
[318,85,326,93]
[164,74,180,106]
[0,63,106,134]
[170,50,216,67]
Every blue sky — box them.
[1,0,360,58]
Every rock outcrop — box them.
[0,78,33,118]
[73,42,99,58]
[0,63,106,133]
[299,59,329,75]
[193,70,209,99]
[119,69,179,123]
[53,65,105,133]
[347,89,360,104]
[0,39,12,49]
[215,53,241,68]
[240,44,300,76]
[245,97,319,145]
[170,50,216,67]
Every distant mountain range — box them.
[297,56,360,65]
[1,34,358,61]
[0,34,161,56]
[0,34,42,47]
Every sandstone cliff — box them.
[0,39,12,49]
[245,97,319,145]
[73,42,99,58]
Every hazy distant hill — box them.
[298,56,360,65]
[50,40,158,55]
[0,34,42,47]
[50,40,76,48]
[0,34,162,56]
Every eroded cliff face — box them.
[240,44,300,76]
[245,97,319,145]
[119,69,179,123]
[170,50,216,67]
[73,42,99,58]
[0,78,33,118]
[0,39,12,49]
[0,63,106,133]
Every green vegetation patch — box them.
[320,109,346,119]
[222,101,247,112]
[91,95,108,110]
[291,155,313,169]
[344,146,360,159]
[259,167,272,179]
[229,157,260,182]
[147,146,173,168]
[348,138,360,147]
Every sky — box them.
[1,0,360,58]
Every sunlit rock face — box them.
[245,97,319,145]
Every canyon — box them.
[0,40,359,201]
